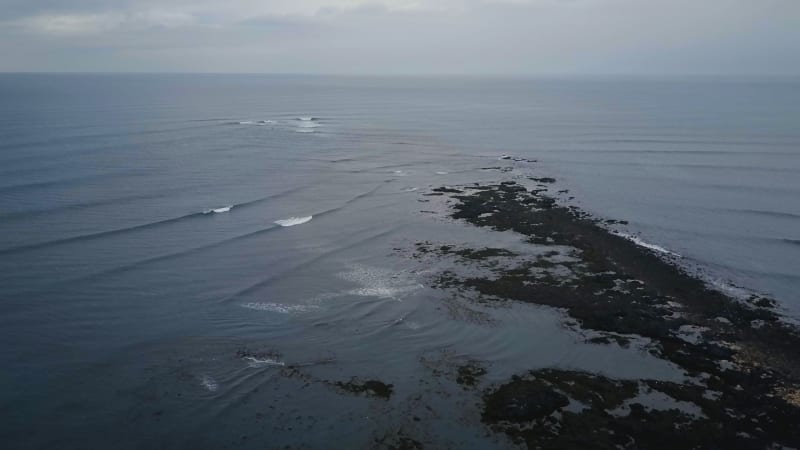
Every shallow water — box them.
[0,74,798,448]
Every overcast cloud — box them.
[0,0,798,75]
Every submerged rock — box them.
[456,362,488,387]
[334,378,394,400]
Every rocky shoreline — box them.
[409,180,800,449]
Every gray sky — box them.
[1,0,798,75]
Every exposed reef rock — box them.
[413,181,800,449]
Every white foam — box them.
[708,279,751,300]
[241,302,318,313]
[393,170,408,176]
[337,264,422,300]
[200,375,218,392]
[238,121,254,125]
[435,171,449,175]
[401,187,418,192]
[613,232,680,257]
[275,216,313,227]
[204,205,233,214]
[610,388,706,419]
[393,315,422,330]
[405,321,422,330]
[293,117,320,132]
[353,287,404,298]
[243,356,286,367]
[674,324,709,345]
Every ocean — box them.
[1,74,798,448]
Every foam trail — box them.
[275,216,313,227]
[200,375,218,392]
[244,357,285,367]
[240,302,318,313]
[612,231,681,257]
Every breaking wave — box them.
[274,216,313,227]
[612,231,681,257]
[203,205,232,214]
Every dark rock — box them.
[483,377,568,423]
[334,379,394,400]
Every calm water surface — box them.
[0,74,798,448]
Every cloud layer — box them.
[1,0,798,74]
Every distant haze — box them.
[0,0,798,75]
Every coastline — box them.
[404,179,800,448]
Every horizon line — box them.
[1,71,799,79]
